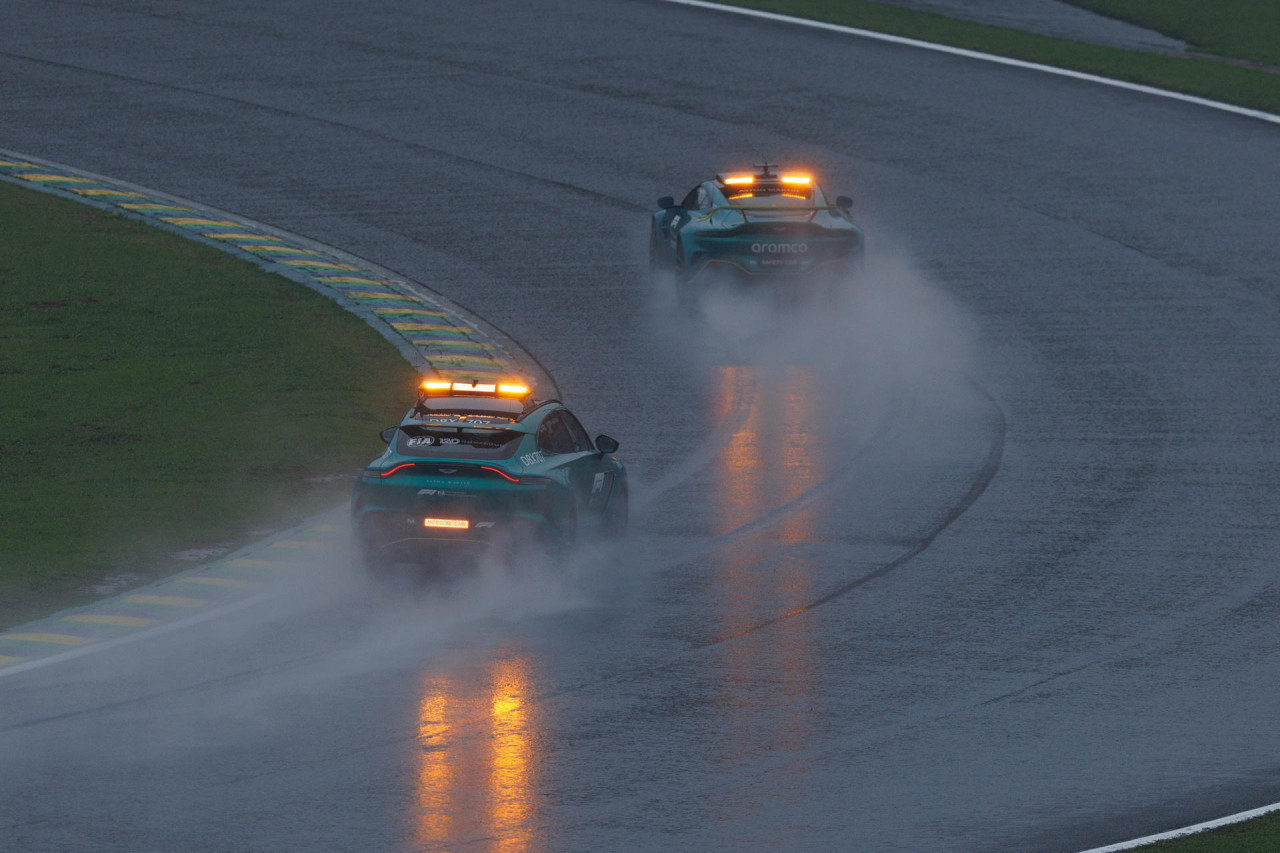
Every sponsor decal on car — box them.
[751,242,809,254]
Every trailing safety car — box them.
[650,163,864,289]
[352,378,627,570]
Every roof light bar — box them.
[420,377,532,398]
[779,174,812,186]
[456,381,496,393]
[419,376,529,394]
[722,175,754,186]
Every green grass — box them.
[0,180,416,628]
[710,0,1280,115]
[1064,1,1280,67]
[1129,809,1280,850]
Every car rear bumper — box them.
[354,508,554,560]
[685,236,863,282]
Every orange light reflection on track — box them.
[714,365,763,536]
[415,681,454,845]
[490,658,533,853]
[712,365,821,541]
[712,365,817,763]
[779,365,821,544]
[413,655,539,852]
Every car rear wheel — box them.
[354,518,393,576]
[648,227,665,278]
[603,481,628,540]
[358,542,393,577]
[548,501,577,557]
[671,238,698,303]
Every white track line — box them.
[1075,802,1280,852]
[659,1,1280,849]
[657,0,1280,127]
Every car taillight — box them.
[379,463,416,478]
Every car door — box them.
[535,410,611,518]
[559,409,617,513]
[659,184,706,253]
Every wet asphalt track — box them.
[3,1,1280,850]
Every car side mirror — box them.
[595,434,620,454]
[836,195,853,210]
[658,196,676,210]
[379,426,398,444]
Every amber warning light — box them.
[423,518,469,530]
[421,379,530,397]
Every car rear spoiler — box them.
[695,205,851,223]
[403,418,536,433]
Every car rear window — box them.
[416,397,525,417]
[724,185,825,206]
[395,425,523,459]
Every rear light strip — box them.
[368,463,551,484]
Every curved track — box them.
[2,2,1280,850]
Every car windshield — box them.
[395,425,523,459]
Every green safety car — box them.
[650,163,864,291]
[352,378,627,570]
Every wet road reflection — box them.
[415,653,541,852]
[713,364,820,770]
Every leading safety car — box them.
[650,163,864,290]
[352,378,627,571]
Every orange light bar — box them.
[779,174,812,186]
[451,382,496,393]
[497,383,529,396]
[422,380,452,392]
[423,518,469,530]
[723,175,754,186]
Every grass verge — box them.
[1064,1,1280,68]
[1128,809,1280,851]
[705,0,1280,116]
[0,179,416,629]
